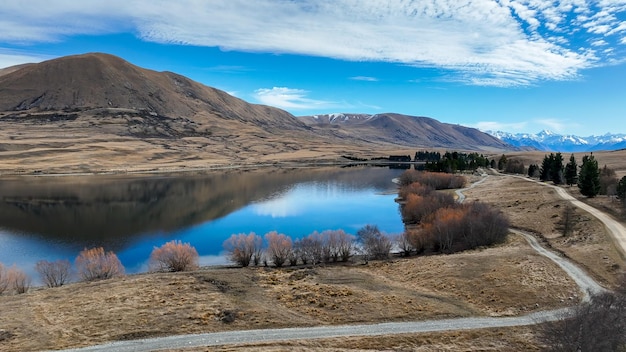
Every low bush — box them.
[150,240,199,272]
[223,232,263,267]
[35,259,72,287]
[75,247,125,281]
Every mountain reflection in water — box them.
[0,166,404,275]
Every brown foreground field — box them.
[1,155,626,351]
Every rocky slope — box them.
[300,113,512,151]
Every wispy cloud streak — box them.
[1,0,625,85]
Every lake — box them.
[0,166,405,279]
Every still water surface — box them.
[0,167,404,278]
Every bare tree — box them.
[149,240,199,272]
[538,290,626,351]
[295,235,323,265]
[223,232,262,267]
[75,247,125,282]
[264,231,292,267]
[357,225,392,260]
[35,259,72,288]
[7,267,30,294]
[395,232,414,257]
[0,263,9,294]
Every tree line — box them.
[500,152,626,200]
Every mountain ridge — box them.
[300,113,512,151]
[487,130,626,152]
[0,53,515,174]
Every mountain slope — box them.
[0,52,305,130]
[300,113,512,151]
[0,53,515,174]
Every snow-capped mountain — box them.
[487,130,626,152]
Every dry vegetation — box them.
[1,151,626,351]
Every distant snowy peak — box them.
[486,130,626,152]
[311,113,374,123]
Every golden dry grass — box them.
[1,151,626,351]
[0,229,581,352]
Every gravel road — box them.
[53,174,613,352]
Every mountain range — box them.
[0,53,512,174]
[486,130,626,152]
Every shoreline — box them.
[0,160,423,178]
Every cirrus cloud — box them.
[254,87,335,110]
[2,0,626,86]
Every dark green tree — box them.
[564,154,578,186]
[540,154,554,181]
[617,176,626,200]
[497,154,507,170]
[550,152,564,185]
[528,164,539,178]
[578,154,601,198]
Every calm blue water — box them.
[0,167,404,279]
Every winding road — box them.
[53,174,623,352]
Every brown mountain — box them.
[0,52,305,129]
[299,113,511,150]
[0,53,512,174]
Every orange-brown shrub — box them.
[7,266,30,294]
[150,240,199,272]
[421,202,509,253]
[399,170,466,189]
[398,182,434,199]
[35,259,72,288]
[75,247,125,282]
[401,192,455,224]
[223,232,263,267]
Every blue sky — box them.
[1,0,625,136]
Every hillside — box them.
[0,54,514,174]
[300,113,511,151]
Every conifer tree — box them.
[564,154,578,186]
[578,154,601,198]
[550,152,564,185]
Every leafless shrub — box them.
[357,225,392,260]
[223,232,263,267]
[7,267,30,294]
[538,290,626,351]
[150,240,199,272]
[395,232,414,256]
[294,236,323,265]
[35,259,72,288]
[421,202,509,253]
[75,247,125,282]
[401,192,456,224]
[264,231,292,267]
[0,263,8,294]
[399,170,466,189]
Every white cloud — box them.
[0,49,50,69]
[350,76,378,82]
[254,87,334,110]
[2,0,626,85]
[475,121,529,132]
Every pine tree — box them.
[578,154,601,198]
[550,152,564,185]
[540,154,553,181]
[564,154,578,186]
[617,176,626,200]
